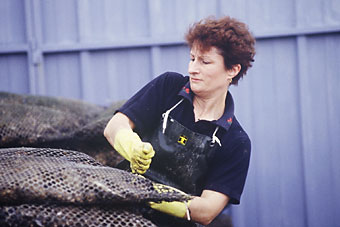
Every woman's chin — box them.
[190,87,204,96]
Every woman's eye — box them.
[202,60,210,64]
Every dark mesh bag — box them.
[1,204,156,227]
[0,147,192,226]
[0,92,124,166]
[0,93,197,226]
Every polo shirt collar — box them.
[178,81,194,102]
[178,81,235,131]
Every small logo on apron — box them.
[178,135,188,146]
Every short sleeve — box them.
[118,72,187,135]
[204,136,251,204]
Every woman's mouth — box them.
[190,77,202,82]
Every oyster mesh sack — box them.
[0,147,190,226]
[0,92,125,166]
[0,92,194,226]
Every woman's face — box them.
[188,45,232,98]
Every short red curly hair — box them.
[185,16,256,85]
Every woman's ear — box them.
[230,64,241,78]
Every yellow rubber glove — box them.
[113,128,155,174]
[149,200,192,220]
[149,183,192,220]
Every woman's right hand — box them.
[113,128,155,174]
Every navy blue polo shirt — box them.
[118,72,251,204]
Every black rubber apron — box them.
[143,99,221,195]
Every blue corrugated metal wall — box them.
[1,0,340,226]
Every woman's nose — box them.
[188,60,199,74]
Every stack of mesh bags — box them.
[0,92,194,226]
[0,147,190,226]
[0,92,125,166]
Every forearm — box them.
[103,112,135,148]
[188,190,229,225]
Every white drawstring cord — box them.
[162,99,184,134]
[211,126,221,146]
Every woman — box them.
[104,16,255,226]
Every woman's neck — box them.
[193,90,228,122]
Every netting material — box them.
[0,147,190,226]
[0,92,103,120]
[1,204,155,227]
[0,92,195,226]
[0,92,125,166]
[0,103,87,145]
